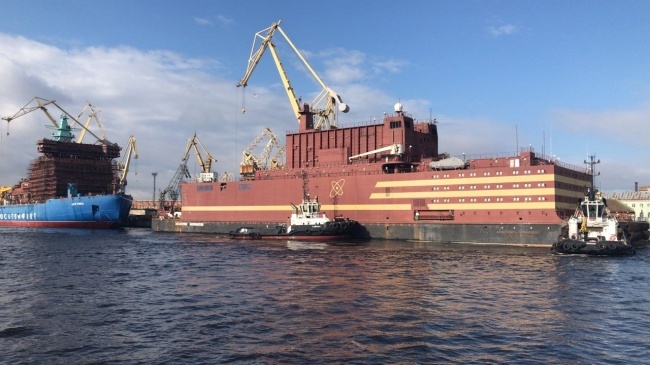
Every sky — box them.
[0,0,649,200]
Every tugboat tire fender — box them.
[597,242,607,250]
[608,242,617,250]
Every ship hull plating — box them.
[154,219,562,246]
[0,193,133,229]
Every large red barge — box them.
[153,102,594,246]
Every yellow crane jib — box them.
[237,20,349,130]
[183,133,217,182]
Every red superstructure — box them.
[154,103,592,245]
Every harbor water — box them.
[1,228,649,364]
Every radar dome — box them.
[394,102,403,113]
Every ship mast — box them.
[584,154,601,190]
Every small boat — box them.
[552,188,635,256]
[229,195,361,241]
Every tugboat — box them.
[230,170,361,241]
[552,188,635,256]
[229,195,361,241]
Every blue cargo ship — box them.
[0,185,132,228]
[1,104,133,229]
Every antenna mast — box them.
[584,154,601,189]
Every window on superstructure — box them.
[459,198,465,202]
[459,173,464,177]
[484,172,490,176]
[513,184,519,188]
[390,121,402,129]
[444,186,450,190]
[470,185,476,190]
[470,173,476,177]
[459,186,465,190]
[496,171,502,175]
[484,198,490,202]
[513,171,519,175]
[484,185,490,189]
[496,184,502,189]
[497,197,503,202]
[514,197,520,201]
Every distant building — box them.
[605,190,650,223]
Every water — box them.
[1,228,649,364]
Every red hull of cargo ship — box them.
[167,104,593,245]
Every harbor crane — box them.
[159,133,216,216]
[183,132,217,183]
[74,102,108,144]
[237,20,349,130]
[2,97,112,145]
[240,127,285,179]
[114,135,138,193]
[159,163,191,217]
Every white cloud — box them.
[216,15,235,27]
[194,17,212,26]
[0,33,283,200]
[194,15,234,27]
[488,24,517,36]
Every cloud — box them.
[194,15,234,27]
[0,33,274,200]
[488,24,517,36]
[216,15,235,27]
[550,106,650,148]
[194,17,212,26]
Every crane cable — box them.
[241,87,246,114]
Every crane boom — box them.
[237,20,349,129]
[115,136,138,193]
[2,97,112,145]
[182,133,217,182]
[239,127,284,179]
[74,102,108,144]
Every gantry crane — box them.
[2,97,112,145]
[240,127,285,179]
[114,135,138,193]
[237,20,350,130]
[183,132,217,183]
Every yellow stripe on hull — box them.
[370,188,556,199]
[182,202,571,213]
[375,173,586,188]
